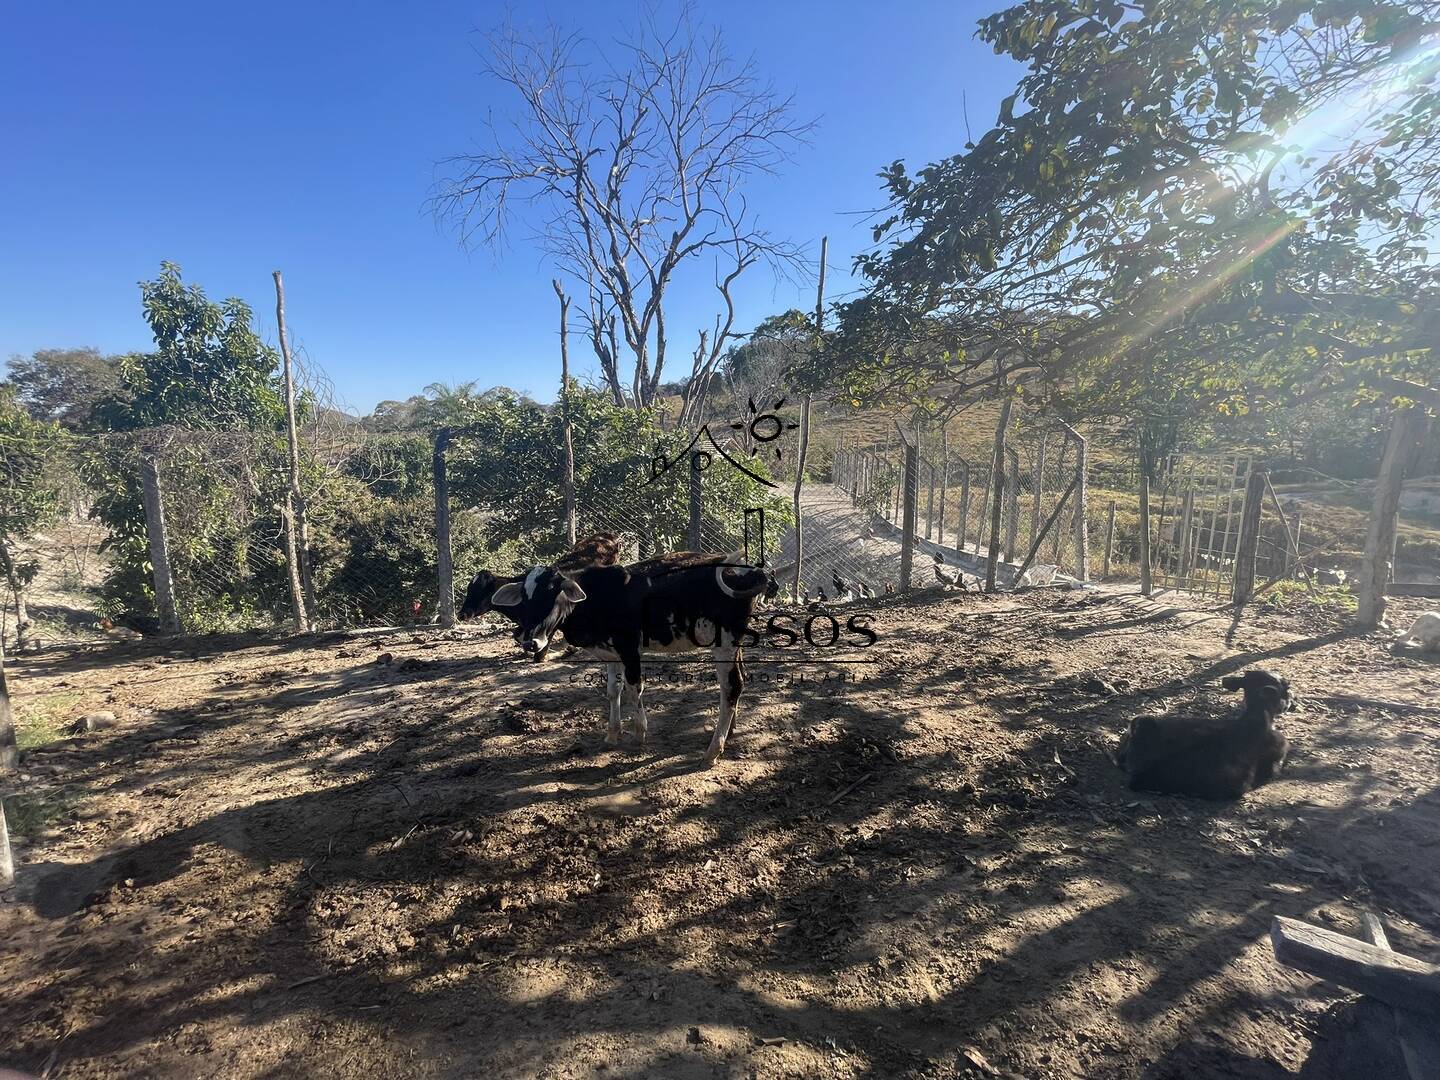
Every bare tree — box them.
[434,6,813,420]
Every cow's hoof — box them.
[702,748,724,767]
[604,733,620,748]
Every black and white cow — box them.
[458,532,624,623]
[490,552,774,763]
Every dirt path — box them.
[2,588,1439,1078]
[775,484,1020,597]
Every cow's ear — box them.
[491,582,526,608]
[1221,674,1244,691]
[561,579,587,603]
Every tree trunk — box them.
[1357,406,1425,629]
[1004,447,1021,563]
[0,542,30,648]
[985,390,1015,591]
[1233,467,1268,607]
[140,455,181,634]
[553,281,578,546]
[272,271,315,631]
[0,629,15,774]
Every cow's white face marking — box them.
[524,567,543,598]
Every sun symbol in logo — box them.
[731,397,799,461]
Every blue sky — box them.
[1,2,1018,414]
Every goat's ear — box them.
[490,582,525,608]
[560,579,587,603]
[1221,674,1244,691]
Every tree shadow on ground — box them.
[2,590,1437,1078]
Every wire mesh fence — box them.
[8,397,1432,647]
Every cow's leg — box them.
[704,642,744,764]
[604,662,623,746]
[624,652,648,746]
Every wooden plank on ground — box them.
[1361,910,1440,1080]
[1271,916,1440,1019]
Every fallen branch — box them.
[826,771,873,806]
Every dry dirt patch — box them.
[2,589,1439,1078]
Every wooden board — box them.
[1271,916,1440,1019]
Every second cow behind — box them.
[490,552,774,764]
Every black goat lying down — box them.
[1116,668,1291,801]
[458,532,623,621]
[490,552,773,763]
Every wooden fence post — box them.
[1357,406,1424,629]
[433,428,456,628]
[1139,467,1153,597]
[553,280,579,546]
[1177,489,1196,587]
[1232,466,1268,607]
[985,390,1015,591]
[938,430,950,544]
[1071,425,1089,581]
[1030,431,1047,555]
[1102,499,1117,579]
[900,434,918,591]
[688,451,703,550]
[273,271,315,632]
[925,459,937,540]
[140,453,181,634]
[958,461,971,552]
[1004,447,1021,563]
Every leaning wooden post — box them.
[1013,474,1079,589]
[1232,466,1268,607]
[984,389,1015,591]
[899,432,918,591]
[1139,465,1153,597]
[273,271,315,631]
[1004,447,1021,563]
[0,631,15,774]
[433,427,456,628]
[791,235,826,601]
[552,280,578,546]
[140,452,182,634]
[1357,405,1424,629]
[1102,499,1117,579]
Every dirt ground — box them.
[3,586,1439,1079]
